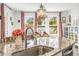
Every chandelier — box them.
[37,4,47,20]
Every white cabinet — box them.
[63,26,79,53]
[63,26,79,41]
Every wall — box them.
[61,11,70,32]
[4,5,14,37]
[61,6,79,38]
[61,11,69,20]
[13,11,21,30]
[3,4,79,37]
[69,7,79,25]
[4,5,21,37]
[61,5,79,26]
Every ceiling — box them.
[5,3,79,12]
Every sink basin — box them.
[12,45,54,56]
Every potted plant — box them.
[12,29,24,48]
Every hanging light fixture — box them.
[37,3,47,20]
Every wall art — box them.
[62,17,66,24]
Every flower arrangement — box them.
[12,29,24,38]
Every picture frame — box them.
[62,17,66,24]
[67,15,71,25]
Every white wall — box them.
[13,11,21,30]
[69,7,79,25]
[4,5,21,37]
[61,11,70,28]
[4,5,14,37]
[61,5,79,26]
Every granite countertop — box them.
[1,38,76,56]
[41,39,76,56]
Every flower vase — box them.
[15,36,22,48]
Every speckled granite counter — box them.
[41,39,76,56]
[1,38,76,56]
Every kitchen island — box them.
[41,38,76,56]
[10,38,75,56]
[0,37,75,56]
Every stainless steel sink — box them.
[12,45,54,56]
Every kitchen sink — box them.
[12,45,54,56]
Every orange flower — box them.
[12,29,24,37]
